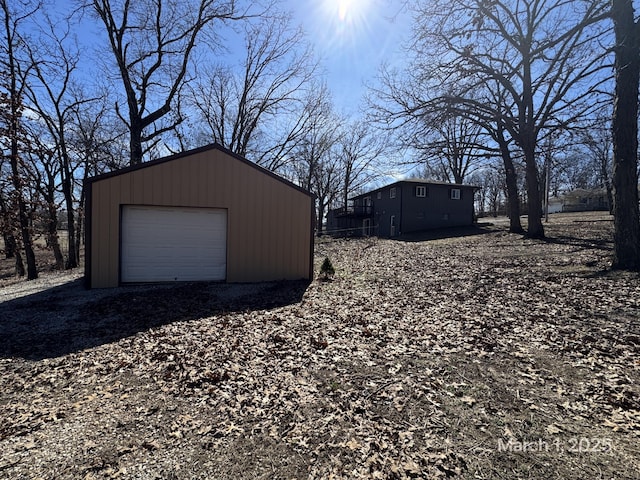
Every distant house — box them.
[547,196,564,214]
[327,179,478,238]
[547,188,611,214]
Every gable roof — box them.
[85,142,313,198]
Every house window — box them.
[416,186,427,197]
[390,187,396,199]
[377,191,382,200]
[359,196,372,215]
[450,188,461,200]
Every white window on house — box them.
[416,186,427,197]
[377,191,382,200]
[450,188,461,200]
[390,187,396,199]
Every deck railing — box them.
[331,205,373,217]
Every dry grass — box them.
[1,212,639,479]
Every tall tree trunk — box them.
[0,191,13,258]
[342,174,350,209]
[47,224,64,270]
[3,0,37,279]
[130,122,144,165]
[14,244,25,276]
[317,200,325,237]
[61,167,78,269]
[3,232,16,259]
[611,0,640,270]
[520,48,544,239]
[1,210,24,275]
[522,141,544,238]
[1,198,17,259]
[601,153,614,215]
[75,196,85,265]
[45,202,64,270]
[17,194,37,279]
[75,168,90,264]
[504,161,523,233]
[41,177,64,270]
[496,126,523,233]
[8,108,37,280]
[9,142,37,279]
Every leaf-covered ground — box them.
[1,212,639,479]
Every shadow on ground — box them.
[544,234,613,252]
[396,224,497,243]
[0,279,309,361]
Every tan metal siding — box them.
[91,181,112,288]
[90,148,312,287]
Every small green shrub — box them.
[319,257,335,281]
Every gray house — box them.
[327,179,478,238]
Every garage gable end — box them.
[85,143,314,288]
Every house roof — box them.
[351,178,479,200]
[85,142,313,198]
[548,188,610,201]
[562,187,608,198]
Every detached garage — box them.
[85,143,314,288]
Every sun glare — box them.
[327,0,370,24]
[338,1,349,21]
[319,0,373,47]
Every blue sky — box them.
[51,0,410,116]
[283,0,411,114]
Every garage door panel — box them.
[121,206,227,283]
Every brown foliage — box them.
[0,212,638,479]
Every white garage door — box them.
[121,205,227,283]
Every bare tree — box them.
[419,114,484,184]
[472,81,525,233]
[579,115,613,213]
[24,13,95,269]
[312,151,342,236]
[89,0,252,165]
[470,165,504,217]
[337,119,385,208]
[0,138,21,265]
[369,72,487,185]
[491,120,524,232]
[0,0,38,279]
[371,72,526,232]
[610,0,640,269]
[291,85,341,234]
[67,94,128,261]
[22,129,65,270]
[188,13,317,171]
[379,0,610,238]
